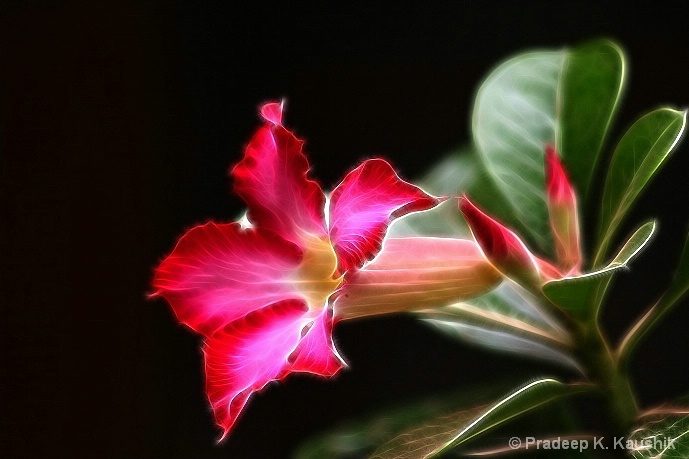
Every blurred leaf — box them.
[418,283,579,370]
[369,378,588,459]
[389,150,475,238]
[293,382,526,459]
[543,220,655,319]
[628,408,689,458]
[472,40,625,255]
[463,435,599,458]
[595,108,686,265]
[560,40,626,201]
[618,230,689,364]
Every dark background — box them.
[2,2,689,458]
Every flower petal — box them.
[329,159,441,272]
[289,307,345,376]
[232,110,326,244]
[203,300,310,440]
[152,222,305,336]
[260,101,283,126]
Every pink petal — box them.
[232,113,327,245]
[203,300,344,440]
[260,101,283,126]
[152,222,305,336]
[289,307,345,376]
[329,159,441,272]
[203,300,309,439]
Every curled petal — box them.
[329,159,441,272]
[152,222,304,336]
[260,101,283,126]
[334,237,501,319]
[232,112,326,245]
[203,300,309,440]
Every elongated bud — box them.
[333,237,501,319]
[459,196,544,287]
[545,146,582,273]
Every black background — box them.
[2,2,689,458]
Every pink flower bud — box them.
[544,146,582,273]
[459,196,543,286]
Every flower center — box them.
[293,235,343,309]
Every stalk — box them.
[574,321,638,434]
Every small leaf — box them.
[369,378,588,459]
[543,220,656,319]
[628,409,689,458]
[595,108,686,265]
[418,283,578,369]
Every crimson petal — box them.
[232,109,326,245]
[329,159,441,271]
[152,222,305,336]
[204,300,309,439]
[203,300,344,440]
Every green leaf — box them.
[293,381,531,459]
[418,283,577,369]
[472,40,625,255]
[368,378,587,459]
[617,230,689,364]
[543,220,656,320]
[595,108,687,265]
[559,40,626,201]
[628,409,689,458]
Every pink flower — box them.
[151,102,441,438]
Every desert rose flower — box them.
[152,102,452,438]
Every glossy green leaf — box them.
[595,108,686,265]
[543,220,656,319]
[472,40,625,254]
[369,378,587,459]
[559,40,625,201]
[418,283,578,369]
[628,409,689,458]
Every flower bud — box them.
[545,145,582,273]
[459,196,543,287]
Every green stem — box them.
[575,322,638,433]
